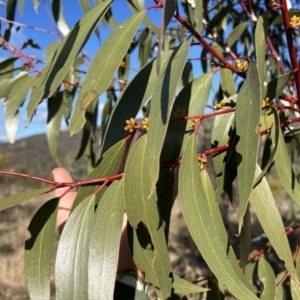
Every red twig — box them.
[280,0,300,108]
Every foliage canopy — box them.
[1,0,300,299]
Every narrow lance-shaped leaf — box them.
[5,76,36,143]
[263,71,292,100]
[249,164,298,282]
[227,22,248,48]
[100,48,176,155]
[236,62,261,231]
[88,180,124,300]
[124,135,172,298]
[0,187,50,211]
[158,0,176,74]
[52,0,70,36]
[47,91,64,166]
[127,0,160,36]
[69,10,146,135]
[253,107,279,187]
[56,194,95,300]
[179,135,258,300]
[255,12,268,93]
[161,72,213,163]
[25,198,59,300]
[73,139,127,210]
[147,37,192,197]
[274,124,300,206]
[258,257,276,300]
[27,1,112,122]
[172,274,209,294]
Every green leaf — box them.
[0,187,50,211]
[227,22,248,48]
[47,91,64,166]
[172,274,209,294]
[263,72,292,100]
[211,111,235,177]
[206,5,234,36]
[124,135,172,298]
[179,135,257,300]
[100,49,174,155]
[5,75,35,143]
[161,73,212,163]
[290,279,300,299]
[253,107,279,187]
[195,0,203,32]
[220,68,235,96]
[239,204,251,268]
[25,198,59,300]
[127,0,160,36]
[258,257,276,300]
[88,180,124,300]
[147,37,192,196]
[52,0,70,36]
[255,12,268,92]
[55,194,95,300]
[73,139,127,210]
[69,10,145,135]
[275,124,300,206]
[236,62,261,230]
[249,164,298,282]
[4,0,17,42]
[27,1,112,121]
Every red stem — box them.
[280,0,300,108]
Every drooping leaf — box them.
[249,164,298,282]
[27,1,112,122]
[227,22,248,48]
[236,62,261,230]
[88,180,124,300]
[75,99,98,172]
[0,187,50,211]
[55,194,95,300]
[100,49,174,155]
[46,91,63,166]
[52,0,70,36]
[255,12,268,91]
[290,279,300,299]
[147,36,192,197]
[127,0,160,36]
[73,139,127,210]
[253,107,279,187]
[161,72,212,163]
[239,204,252,268]
[5,75,36,143]
[206,5,234,36]
[258,257,276,300]
[263,72,292,100]
[25,198,59,300]
[123,135,172,298]
[172,274,209,294]
[179,135,257,300]
[69,10,145,135]
[211,111,235,177]
[158,0,176,74]
[220,68,236,96]
[275,124,300,206]
[4,0,17,42]
[195,0,203,32]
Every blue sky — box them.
[0,0,213,143]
